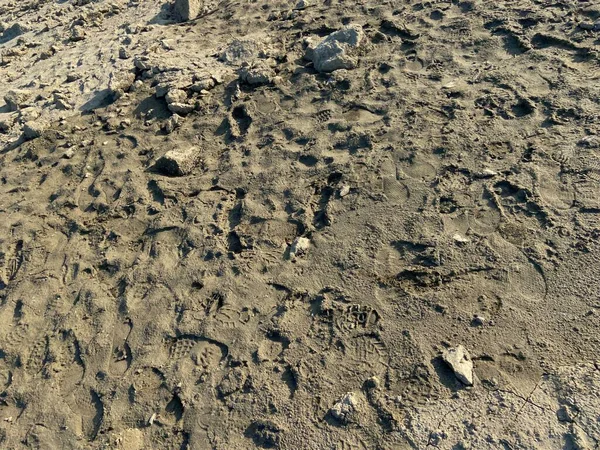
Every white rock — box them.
[442,345,474,386]
[330,392,359,423]
[307,25,364,73]
[339,185,351,197]
[289,237,310,259]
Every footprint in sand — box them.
[108,318,133,377]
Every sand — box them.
[1,0,599,449]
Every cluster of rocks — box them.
[133,55,228,116]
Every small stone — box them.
[4,90,31,112]
[23,121,47,140]
[329,392,359,423]
[155,147,201,176]
[70,26,86,42]
[167,102,195,115]
[306,25,364,73]
[472,315,485,326]
[288,237,310,260]
[174,0,203,22]
[442,345,474,386]
[239,62,275,85]
[453,233,470,244]
[63,148,75,159]
[165,89,188,105]
[118,47,129,59]
[108,71,135,98]
[2,23,28,42]
[557,405,575,422]
[164,114,182,134]
[294,0,314,10]
[339,185,351,197]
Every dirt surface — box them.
[1,0,600,449]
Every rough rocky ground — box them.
[1,0,600,449]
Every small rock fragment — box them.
[108,71,135,98]
[288,237,310,260]
[4,90,31,112]
[329,392,359,423]
[155,147,201,176]
[294,0,314,10]
[442,345,474,386]
[339,185,351,197]
[164,114,182,134]
[70,26,86,42]
[306,25,364,73]
[239,62,275,85]
[23,120,47,140]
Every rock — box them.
[471,315,485,326]
[155,147,201,176]
[1,23,28,42]
[294,0,314,10]
[288,237,310,259]
[70,26,86,42]
[108,71,135,98]
[239,62,275,85]
[306,25,364,73]
[174,0,203,22]
[442,345,474,386]
[329,392,359,423]
[118,47,129,59]
[165,89,188,105]
[53,93,72,110]
[4,90,31,112]
[339,185,350,197]
[164,114,182,134]
[23,121,46,140]
[168,102,195,115]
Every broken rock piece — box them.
[442,345,474,386]
[306,25,364,73]
[155,147,201,176]
[288,237,310,260]
[329,392,359,423]
[174,0,203,22]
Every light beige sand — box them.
[1,0,599,449]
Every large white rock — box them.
[442,345,474,386]
[307,25,364,73]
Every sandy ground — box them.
[1,0,600,449]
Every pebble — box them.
[289,237,310,260]
[442,345,474,386]
[339,185,351,197]
[329,392,359,423]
